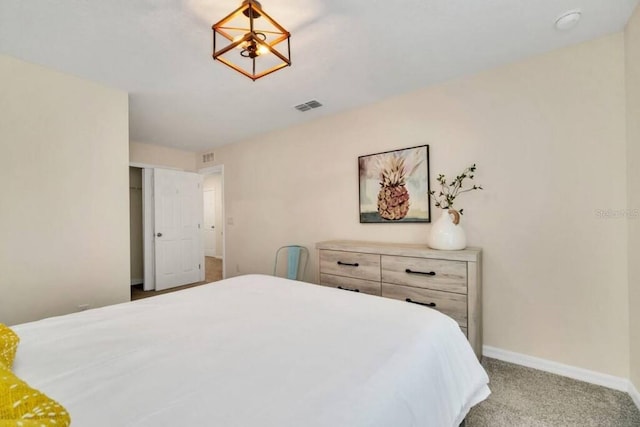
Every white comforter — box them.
[12,274,489,427]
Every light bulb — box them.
[257,45,270,55]
[232,34,247,49]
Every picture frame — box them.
[358,145,430,223]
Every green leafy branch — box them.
[428,164,483,214]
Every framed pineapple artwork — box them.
[358,145,431,223]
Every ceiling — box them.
[1,0,638,152]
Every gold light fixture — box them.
[212,0,291,81]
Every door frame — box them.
[198,164,226,280]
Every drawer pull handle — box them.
[405,268,436,276]
[337,261,359,267]
[405,298,436,308]
[338,286,360,293]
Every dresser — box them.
[315,240,482,358]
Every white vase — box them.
[429,209,466,250]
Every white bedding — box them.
[12,274,489,427]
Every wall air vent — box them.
[202,152,215,163]
[294,100,323,112]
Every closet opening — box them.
[129,166,144,289]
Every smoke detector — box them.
[555,10,581,31]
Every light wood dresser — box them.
[315,240,482,358]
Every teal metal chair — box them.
[273,245,309,281]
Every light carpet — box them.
[466,358,640,426]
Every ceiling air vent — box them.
[294,100,323,112]
[202,152,215,163]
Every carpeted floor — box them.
[131,257,222,300]
[466,358,640,427]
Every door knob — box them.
[211,226,215,229]
[156,232,162,237]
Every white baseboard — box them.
[482,345,629,392]
[630,381,640,411]
[130,278,143,286]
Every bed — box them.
[10,274,490,426]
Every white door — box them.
[154,169,203,291]
[203,189,217,257]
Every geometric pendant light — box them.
[212,0,291,81]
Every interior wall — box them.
[129,167,144,284]
[203,174,224,258]
[0,54,130,325]
[625,4,640,391]
[199,34,630,378]
[130,141,197,171]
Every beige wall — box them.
[201,34,630,377]
[130,141,197,171]
[129,167,143,283]
[0,54,130,325]
[626,5,640,390]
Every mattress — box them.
[12,274,490,426]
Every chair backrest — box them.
[273,245,309,280]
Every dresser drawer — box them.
[381,255,467,294]
[319,250,380,282]
[320,274,381,296]
[381,283,468,327]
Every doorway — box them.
[128,164,226,300]
[201,166,225,282]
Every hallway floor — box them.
[131,257,223,301]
